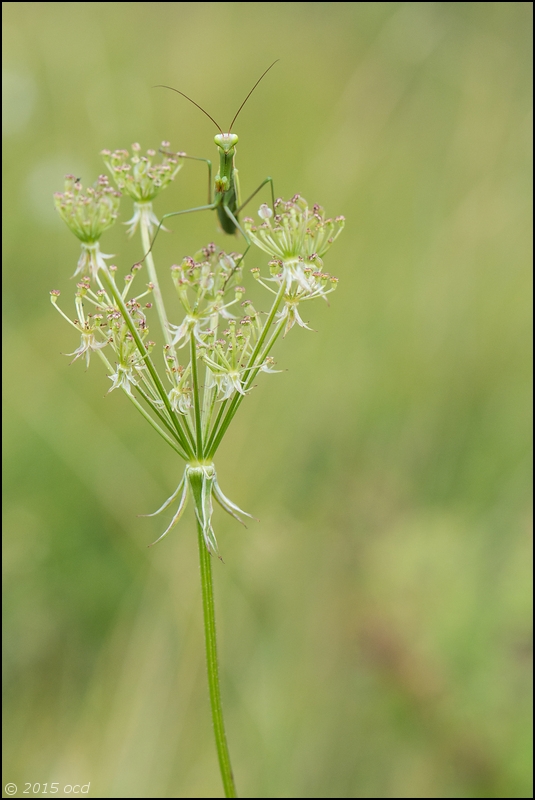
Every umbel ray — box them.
[147,60,279,263]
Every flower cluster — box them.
[202,318,260,400]
[102,142,182,236]
[54,175,121,278]
[54,174,121,243]
[243,194,344,263]
[167,244,245,345]
[51,264,154,397]
[166,244,279,404]
[246,196,342,335]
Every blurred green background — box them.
[3,3,532,798]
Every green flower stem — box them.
[140,216,175,352]
[135,385,189,458]
[176,406,197,454]
[128,394,188,458]
[99,269,195,459]
[206,398,229,450]
[206,282,286,458]
[207,316,285,459]
[96,349,187,458]
[202,382,218,442]
[190,331,203,458]
[248,316,287,383]
[197,519,237,798]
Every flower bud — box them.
[258,203,273,220]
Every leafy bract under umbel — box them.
[144,463,256,557]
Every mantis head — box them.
[214,133,239,153]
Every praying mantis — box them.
[148,60,279,263]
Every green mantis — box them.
[148,60,279,263]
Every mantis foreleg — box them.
[143,202,217,260]
[237,176,275,215]
[161,150,213,204]
[182,155,213,203]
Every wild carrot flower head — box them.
[102,143,183,237]
[102,143,182,203]
[50,287,108,367]
[54,174,120,244]
[54,175,121,279]
[244,195,345,262]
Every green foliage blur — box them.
[3,3,532,797]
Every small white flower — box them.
[108,364,139,397]
[244,195,344,267]
[65,331,108,367]
[219,371,249,399]
[276,301,314,336]
[259,356,282,374]
[168,314,208,348]
[204,362,249,400]
[169,384,192,414]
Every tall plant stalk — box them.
[197,520,237,797]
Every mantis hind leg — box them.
[140,202,217,263]
[237,177,276,215]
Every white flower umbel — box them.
[103,143,182,201]
[201,317,260,400]
[54,150,344,557]
[167,249,246,349]
[50,269,156,405]
[244,195,344,294]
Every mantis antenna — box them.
[228,60,279,132]
[154,85,223,132]
[155,60,279,134]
